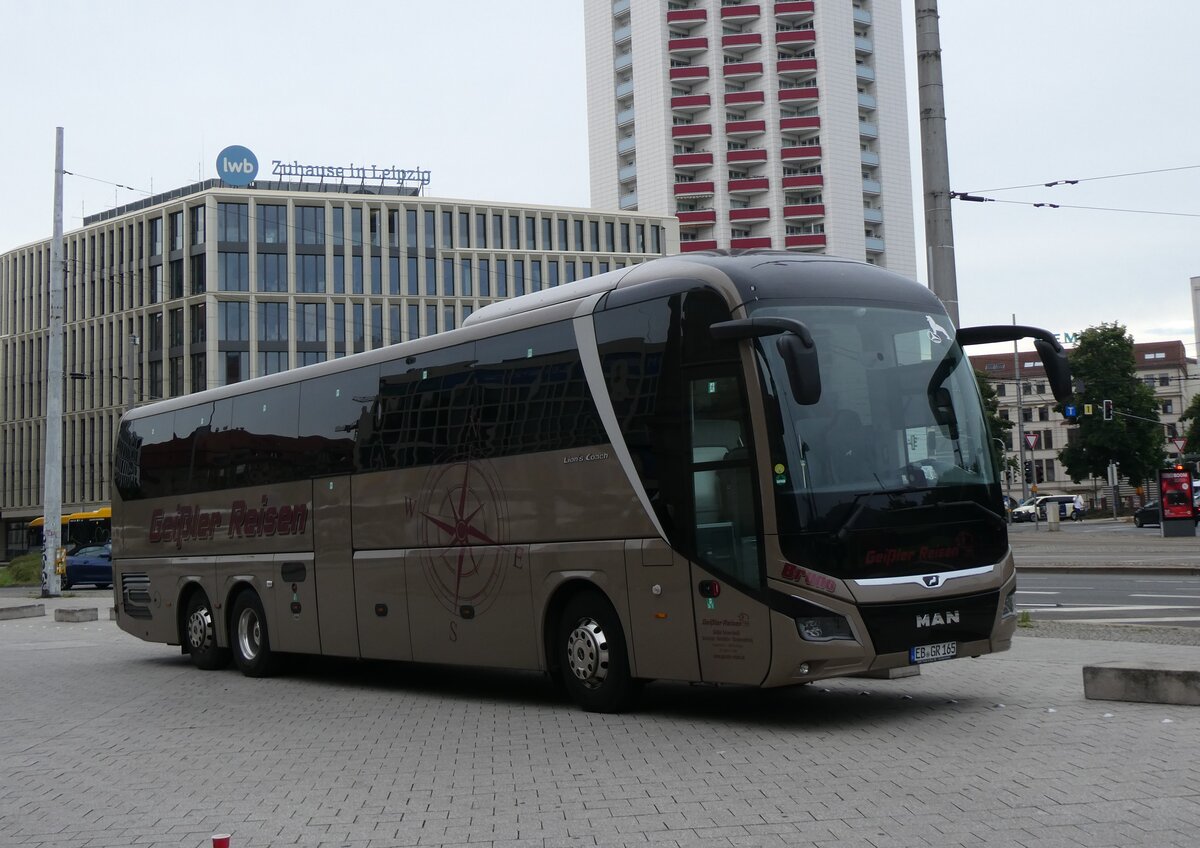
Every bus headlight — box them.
[1002,588,1016,619]
[796,612,854,641]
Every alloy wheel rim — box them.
[186,606,214,651]
[237,608,261,661]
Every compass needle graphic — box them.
[417,460,513,617]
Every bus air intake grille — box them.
[121,572,153,620]
[857,590,1000,655]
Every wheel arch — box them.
[541,577,626,678]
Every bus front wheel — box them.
[558,591,637,713]
[184,591,230,670]
[230,591,281,678]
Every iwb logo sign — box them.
[216,145,258,186]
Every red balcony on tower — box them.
[666,8,707,27]
[670,66,710,83]
[672,123,712,140]
[729,207,770,223]
[677,209,717,227]
[726,119,766,136]
[722,61,763,80]
[726,148,767,164]
[674,181,715,198]
[721,4,761,22]
[724,90,765,107]
[668,37,708,56]
[731,236,773,249]
[780,115,821,132]
[671,93,711,113]
[673,151,714,169]
[781,145,822,161]
[783,204,825,219]
[779,86,819,103]
[777,58,818,77]
[782,174,824,190]
[785,233,826,249]
[728,177,769,194]
[776,30,816,47]
[721,33,762,51]
[680,239,719,252]
[774,1,815,21]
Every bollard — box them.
[1046,502,1060,532]
[212,835,231,848]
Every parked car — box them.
[1134,498,1199,527]
[1036,494,1084,521]
[1011,494,1063,522]
[62,543,112,589]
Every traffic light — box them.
[1103,399,1113,421]
[1035,464,1044,483]
[1024,460,1033,483]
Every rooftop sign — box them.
[270,159,431,187]
[216,145,259,187]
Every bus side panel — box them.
[312,476,359,658]
[408,544,537,670]
[113,557,212,646]
[690,562,772,685]
[354,550,412,661]
[268,552,320,655]
[622,539,701,682]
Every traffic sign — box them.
[1025,433,1040,450]
[1171,437,1187,454]
[1064,404,1077,418]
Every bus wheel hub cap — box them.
[187,608,213,650]
[567,619,609,688]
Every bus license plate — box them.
[910,641,956,664]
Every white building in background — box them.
[585,0,916,276]
[0,179,677,556]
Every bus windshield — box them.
[752,301,1005,580]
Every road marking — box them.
[1130,593,1200,599]
[1028,604,1200,612]
[1015,590,1061,595]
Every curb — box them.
[0,603,45,621]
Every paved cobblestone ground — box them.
[1,605,1197,848]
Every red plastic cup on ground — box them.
[211,835,231,848]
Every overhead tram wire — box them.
[963,163,1200,195]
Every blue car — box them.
[62,543,112,589]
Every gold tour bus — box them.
[111,251,1070,712]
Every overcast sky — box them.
[3,1,1197,354]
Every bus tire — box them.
[558,590,637,713]
[230,591,281,678]
[184,591,230,670]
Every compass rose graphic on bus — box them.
[416,460,516,618]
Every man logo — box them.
[922,575,940,588]
[916,611,960,628]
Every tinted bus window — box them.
[474,322,606,458]
[372,344,476,470]
[229,384,301,488]
[115,411,177,501]
[297,365,381,477]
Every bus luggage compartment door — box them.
[270,553,321,655]
[623,539,700,682]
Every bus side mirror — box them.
[710,316,822,405]
[777,333,821,405]
[956,324,1072,404]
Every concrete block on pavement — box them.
[1083,661,1200,706]
[54,606,98,623]
[0,603,45,620]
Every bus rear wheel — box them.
[558,591,637,713]
[230,591,281,678]
[184,591,230,670]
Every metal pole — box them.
[42,127,65,598]
[915,0,959,326]
[1013,314,1027,501]
[125,334,138,412]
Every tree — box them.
[1057,323,1164,487]
[975,369,1014,478]
[1177,393,1200,460]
